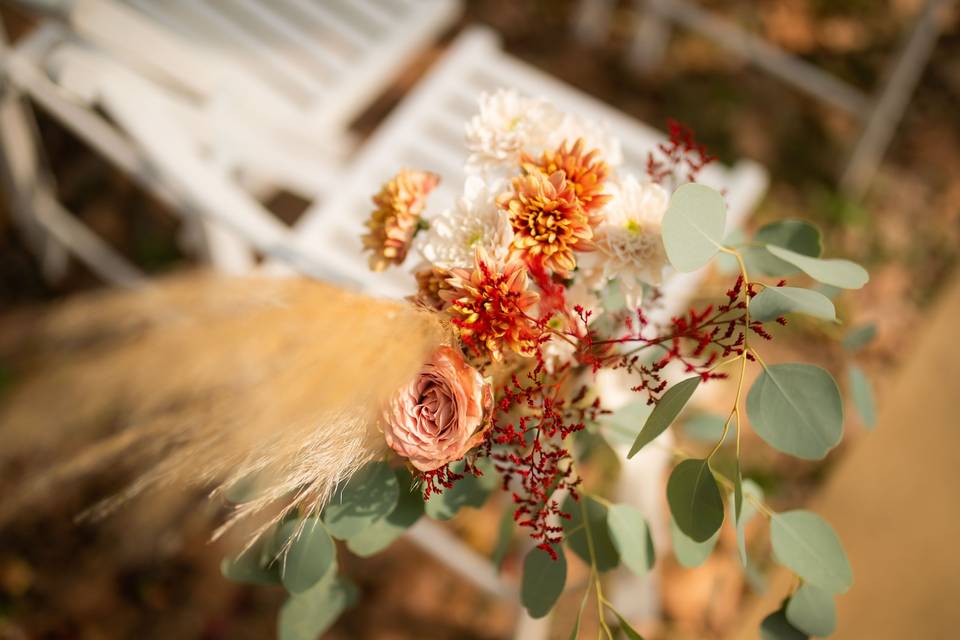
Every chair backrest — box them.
[288,27,769,304]
[71,0,463,133]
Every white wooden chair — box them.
[0,0,462,280]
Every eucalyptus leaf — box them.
[667,459,724,542]
[670,518,719,568]
[842,323,876,351]
[563,495,620,572]
[662,183,727,272]
[346,468,424,557]
[603,401,653,447]
[746,364,843,460]
[761,607,809,640]
[611,608,645,639]
[424,462,489,520]
[748,220,823,276]
[732,478,764,567]
[734,460,743,565]
[276,518,337,594]
[221,536,280,586]
[278,574,356,640]
[681,412,731,444]
[750,287,837,322]
[848,366,876,430]
[628,377,700,458]
[786,583,837,637]
[491,507,515,569]
[607,504,655,577]
[770,510,853,594]
[521,547,566,618]
[323,461,399,540]
[765,246,868,289]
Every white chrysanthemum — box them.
[549,113,623,167]
[418,176,514,270]
[592,176,670,304]
[465,89,563,171]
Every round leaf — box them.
[607,504,655,577]
[848,365,876,429]
[424,464,489,520]
[563,495,620,572]
[521,547,566,618]
[765,245,868,289]
[628,376,700,458]
[323,461,399,540]
[346,468,424,557]
[786,583,837,637]
[670,518,719,568]
[221,536,280,586]
[750,287,837,323]
[662,183,727,272]
[681,412,730,443]
[771,510,853,594]
[732,477,764,567]
[667,458,724,542]
[748,220,822,276]
[761,607,809,640]
[603,401,653,447]
[277,518,337,594]
[747,364,843,460]
[278,575,357,640]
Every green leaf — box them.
[842,323,876,351]
[607,504,655,578]
[670,518,719,568]
[603,401,653,447]
[667,458,724,542]
[491,507,514,569]
[733,478,764,567]
[611,608,645,639]
[770,510,853,594]
[761,606,809,640]
[786,583,837,637]
[747,220,823,277]
[346,468,424,557]
[563,495,620,572]
[424,462,489,520]
[221,536,281,586]
[278,574,356,640]
[521,547,566,618]
[628,377,700,458]
[848,366,876,430]
[750,287,837,323]
[662,183,727,272]
[276,518,337,594]
[765,246,868,289]
[680,412,730,443]
[323,461,399,540]
[746,364,843,460]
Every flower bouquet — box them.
[219,89,871,639]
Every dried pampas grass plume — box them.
[0,271,448,542]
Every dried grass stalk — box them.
[0,271,447,540]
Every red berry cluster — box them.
[646,118,718,185]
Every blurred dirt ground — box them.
[1,1,958,639]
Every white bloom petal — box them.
[465,89,564,172]
[418,176,514,270]
[592,176,670,304]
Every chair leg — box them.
[0,73,69,281]
[627,0,673,73]
[841,0,950,199]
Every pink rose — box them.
[383,346,492,471]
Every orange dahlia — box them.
[499,170,597,275]
[521,138,611,213]
[440,249,541,361]
[362,169,439,271]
